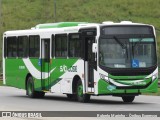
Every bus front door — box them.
[84,37,95,92]
[41,39,51,91]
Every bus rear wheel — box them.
[76,80,90,103]
[26,76,45,98]
[122,96,135,103]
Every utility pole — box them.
[54,0,56,22]
[0,0,1,36]
[0,0,1,38]
[0,0,2,72]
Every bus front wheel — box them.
[122,96,135,103]
[76,80,90,103]
[26,76,45,98]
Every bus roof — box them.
[4,22,99,36]
[34,22,89,29]
[4,21,154,36]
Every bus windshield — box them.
[99,37,156,68]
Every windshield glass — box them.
[99,37,156,68]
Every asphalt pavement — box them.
[0,86,160,120]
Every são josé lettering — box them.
[60,65,77,72]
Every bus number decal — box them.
[60,65,77,72]
[19,66,25,70]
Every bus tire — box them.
[26,76,45,98]
[122,96,135,103]
[36,91,45,98]
[76,80,90,103]
[66,94,76,100]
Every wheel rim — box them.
[77,85,83,97]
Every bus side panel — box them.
[50,59,84,94]
[5,58,42,90]
[5,59,26,89]
[28,59,42,91]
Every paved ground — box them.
[0,86,160,120]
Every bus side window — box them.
[29,35,40,58]
[4,37,7,58]
[17,36,28,58]
[68,33,81,58]
[55,34,67,58]
[6,36,17,58]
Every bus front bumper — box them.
[98,78,158,95]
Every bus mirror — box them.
[92,43,97,53]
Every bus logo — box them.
[2,112,11,117]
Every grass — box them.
[0,80,3,86]
[1,0,160,33]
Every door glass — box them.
[86,37,95,87]
[44,40,50,62]
[41,39,50,90]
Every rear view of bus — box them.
[97,22,158,102]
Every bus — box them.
[3,21,158,103]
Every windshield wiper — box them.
[114,36,128,59]
[114,36,126,49]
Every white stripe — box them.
[109,78,131,87]
[23,58,56,79]
[145,67,158,78]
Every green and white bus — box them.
[3,21,158,103]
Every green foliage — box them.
[0,0,160,72]
[1,0,160,29]
[0,80,2,86]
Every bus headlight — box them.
[152,73,158,81]
[104,76,110,83]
